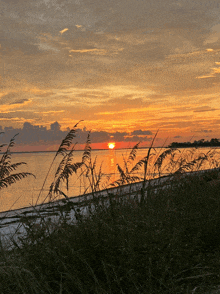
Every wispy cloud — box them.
[196,66,220,79]
[34,110,65,114]
[97,107,158,115]
[196,50,220,79]
[194,129,213,133]
[59,28,69,35]
[196,75,214,79]
[0,100,31,112]
[69,48,107,55]
[193,106,217,112]
[9,99,30,105]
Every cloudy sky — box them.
[1,0,220,147]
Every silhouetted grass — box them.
[0,130,220,293]
[0,133,35,190]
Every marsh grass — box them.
[0,130,220,293]
[36,120,84,205]
[0,133,35,190]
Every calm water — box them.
[0,147,220,212]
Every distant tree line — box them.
[168,138,220,148]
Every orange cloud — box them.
[59,28,69,35]
[0,99,31,111]
[97,106,159,115]
[34,110,65,114]
[69,49,107,55]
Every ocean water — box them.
[0,147,219,212]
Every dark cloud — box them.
[124,135,152,142]
[111,132,128,142]
[0,92,18,104]
[131,130,152,136]
[203,129,213,133]
[90,131,110,143]
[0,121,155,145]
[194,129,213,133]
[9,99,30,105]
[0,114,13,119]
[193,107,217,112]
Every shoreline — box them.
[1,166,219,218]
[0,166,219,250]
[1,145,219,155]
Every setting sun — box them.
[108,142,115,149]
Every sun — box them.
[108,142,115,149]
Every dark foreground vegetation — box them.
[0,124,220,293]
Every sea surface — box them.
[0,147,220,212]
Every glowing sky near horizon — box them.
[1,0,220,145]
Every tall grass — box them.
[31,127,220,205]
[35,120,83,205]
[0,129,220,293]
[0,133,35,190]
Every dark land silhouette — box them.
[168,138,220,148]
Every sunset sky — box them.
[1,0,220,149]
